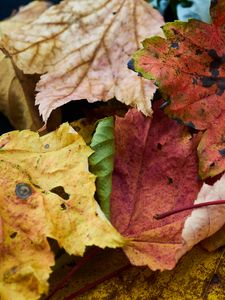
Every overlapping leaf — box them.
[0,123,124,300]
[89,117,115,219]
[131,0,225,178]
[0,1,51,130]
[2,0,164,122]
[110,102,202,270]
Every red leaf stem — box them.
[154,200,225,220]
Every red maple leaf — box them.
[110,102,202,270]
[130,0,225,179]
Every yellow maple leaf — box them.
[0,123,124,300]
[2,0,164,122]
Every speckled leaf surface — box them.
[110,102,202,270]
[2,0,164,122]
[0,123,124,300]
[131,0,225,178]
[47,246,225,300]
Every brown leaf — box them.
[0,50,43,130]
[0,1,51,130]
[2,0,164,122]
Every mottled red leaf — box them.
[131,0,225,178]
[111,102,203,270]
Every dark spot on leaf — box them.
[170,42,179,49]
[112,11,117,15]
[60,203,67,210]
[219,148,225,157]
[15,183,32,200]
[207,49,225,80]
[51,186,70,200]
[201,76,225,95]
[211,68,219,77]
[195,49,203,55]
[157,143,162,150]
[127,59,135,71]
[44,144,50,149]
[137,72,143,77]
[10,232,17,239]
[192,77,198,85]
[210,162,215,167]
[167,177,173,184]
[211,273,220,284]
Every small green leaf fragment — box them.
[89,117,115,219]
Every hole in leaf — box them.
[51,186,70,200]
[157,143,162,150]
[211,274,220,284]
[167,177,173,184]
[10,232,17,239]
[61,203,67,210]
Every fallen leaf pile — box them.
[1,0,225,299]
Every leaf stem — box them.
[63,264,131,300]
[154,200,225,220]
[45,247,100,300]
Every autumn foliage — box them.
[0,0,225,299]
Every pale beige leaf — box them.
[176,173,225,261]
[0,1,50,38]
[2,0,164,122]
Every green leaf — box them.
[89,117,115,219]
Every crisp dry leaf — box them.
[111,102,202,270]
[2,0,164,122]
[0,123,124,300]
[130,0,225,179]
[0,1,51,130]
[0,161,54,300]
[0,1,51,38]
[201,224,225,252]
[89,117,115,219]
[0,49,43,130]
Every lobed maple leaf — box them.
[2,0,163,122]
[130,0,225,179]
[110,101,225,271]
[0,123,124,300]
